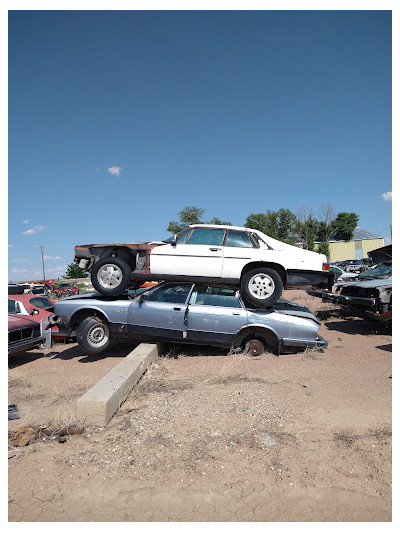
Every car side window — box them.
[179,227,225,246]
[225,230,253,248]
[145,283,192,304]
[192,286,242,308]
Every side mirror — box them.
[170,235,177,246]
[139,292,147,302]
[31,309,39,315]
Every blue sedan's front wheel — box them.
[76,316,111,355]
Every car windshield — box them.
[163,228,189,243]
[358,262,392,280]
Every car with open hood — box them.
[74,224,331,307]
[308,261,392,324]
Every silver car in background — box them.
[53,282,327,356]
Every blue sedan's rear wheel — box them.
[76,316,111,355]
[245,339,265,357]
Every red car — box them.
[54,283,79,297]
[8,294,66,340]
[8,314,44,355]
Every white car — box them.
[74,224,331,307]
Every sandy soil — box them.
[8,290,392,522]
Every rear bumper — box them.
[287,269,334,289]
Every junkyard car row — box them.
[8,224,391,356]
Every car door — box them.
[150,227,225,278]
[186,285,248,346]
[127,283,194,341]
[221,229,262,280]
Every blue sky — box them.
[8,10,392,281]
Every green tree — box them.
[64,262,89,279]
[331,212,359,241]
[208,217,232,226]
[295,206,316,251]
[244,213,269,234]
[316,242,330,258]
[245,208,296,243]
[167,206,205,234]
[167,207,231,234]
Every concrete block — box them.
[77,343,159,426]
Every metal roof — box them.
[330,227,383,242]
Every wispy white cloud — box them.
[108,166,122,176]
[382,191,392,201]
[44,255,61,261]
[23,219,31,224]
[23,225,45,236]
[8,244,14,248]
[46,264,68,275]
[11,267,28,274]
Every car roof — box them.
[189,224,249,232]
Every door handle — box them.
[209,248,221,251]
[232,312,240,316]
[173,307,181,311]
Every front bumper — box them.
[307,290,391,324]
[281,335,328,350]
[8,335,45,355]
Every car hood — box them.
[251,299,320,324]
[344,279,392,289]
[8,314,39,330]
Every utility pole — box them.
[40,245,46,282]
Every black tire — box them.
[76,316,111,355]
[91,257,132,296]
[245,339,265,357]
[241,268,283,308]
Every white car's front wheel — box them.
[241,268,283,308]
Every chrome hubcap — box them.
[87,324,108,348]
[248,273,275,299]
[98,264,123,289]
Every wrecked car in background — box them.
[308,261,392,325]
[74,224,331,307]
[8,314,45,355]
[53,282,327,356]
[54,282,79,298]
[8,294,67,340]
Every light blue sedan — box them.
[53,282,327,356]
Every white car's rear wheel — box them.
[91,257,132,296]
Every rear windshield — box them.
[30,297,53,308]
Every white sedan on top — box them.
[74,224,332,307]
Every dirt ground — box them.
[8,290,392,522]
